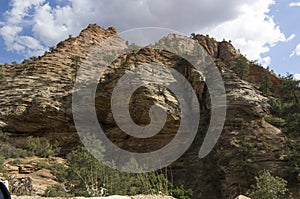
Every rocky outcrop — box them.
[194,34,282,91]
[194,35,240,68]
[0,24,289,198]
[0,24,117,148]
[235,195,251,199]
[4,157,65,196]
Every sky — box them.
[0,0,299,78]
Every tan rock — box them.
[0,24,288,199]
[235,195,251,199]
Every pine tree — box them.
[259,74,273,95]
[234,55,250,80]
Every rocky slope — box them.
[0,24,291,198]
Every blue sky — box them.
[0,0,299,78]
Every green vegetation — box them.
[232,134,257,186]
[70,55,81,80]
[259,74,273,96]
[44,184,69,197]
[48,46,55,53]
[58,145,192,198]
[0,132,61,160]
[0,152,4,171]
[247,171,288,199]
[277,74,300,104]
[42,134,192,198]
[70,55,81,69]
[190,33,196,39]
[0,72,4,81]
[285,139,300,174]
[1,131,191,198]
[29,56,38,61]
[233,55,250,80]
[0,65,5,81]
[264,74,300,196]
[25,136,60,158]
[264,115,286,127]
[0,131,30,158]
[268,74,300,136]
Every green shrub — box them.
[25,136,60,157]
[0,143,30,158]
[233,55,250,80]
[65,145,107,197]
[285,139,300,174]
[169,184,193,199]
[37,160,51,169]
[50,163,68,183]
[0,72,4,81]
[44,184,69,197]
[265,116,286,127]
[61,135,191,198]
[247,170,288,199]
[259,74,273,96]
[0,131,29,159]
[0,131,9,141]
[8,159,22,166]
[0,152,4,170]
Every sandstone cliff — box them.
[0,24,290,198]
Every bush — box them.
[0,152,4,170]
[65,144,108,197]
[233,55,250,80]
[37,160,51,169]
[50,163,68,183]
[60,135,192,198]
[0,131,9,141]
[0,143,30,158]
[285,139,300,174]
[0,72,4,81]
[265,116,286,127]
[169,184,193,199]
[44,184,69,197]
[247,170,288,199]
[25,136,60,157]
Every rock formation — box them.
[0,24,290,198]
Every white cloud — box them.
[294,74,300,80]
[290,43,300,57]
[289,2,300,7]
[200,0,286,64]
[286,34,296,42]
[0,25,24,51]
[0,0,287,61]
[261,56,272,67]
[6,0,45,24]
[0,0,46,56]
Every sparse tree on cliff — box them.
[259,74,273,96]
[234,55,250,80]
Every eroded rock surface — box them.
[0,24,288,198]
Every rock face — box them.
[195,34,282,91]
[0,24,117,147]
[194,35,240,68]
[3,157,65,196]
[0,24,288,198]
